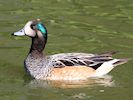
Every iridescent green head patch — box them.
[36,23,47,37]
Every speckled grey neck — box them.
[25,52,53,79]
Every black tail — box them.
[113,58,130,66]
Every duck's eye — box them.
[30,24,35,30]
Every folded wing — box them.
[48,51,116,70]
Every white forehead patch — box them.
[24,21,36,37]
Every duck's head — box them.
[12,19,47,39]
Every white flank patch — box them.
[94,59,119,77]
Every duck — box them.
[12,19,129,80]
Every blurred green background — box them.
[0,0,133,100]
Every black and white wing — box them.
[47,52,116,70]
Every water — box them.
[0,0,133,100]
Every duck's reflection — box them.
[25,75,115,89]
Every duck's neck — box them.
[29,36,47,55]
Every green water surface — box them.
[0,0,133,100]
